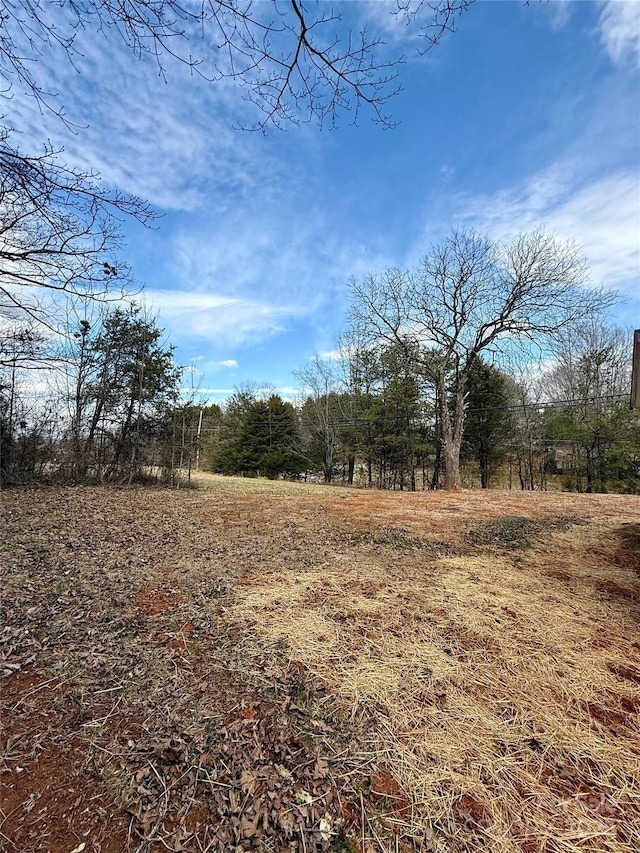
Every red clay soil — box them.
[135,586,182,616]
[0,669,131,853]
[370,763,412,822]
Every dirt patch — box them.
[1,744,130,853]
[608,662,640,684]
[0,669,131,853]
[136,586,182,615]
[370,763,412,822]
[148,622,194,653]
[547,569,572,581]
[451,792,493,831]
[595,579,640,604]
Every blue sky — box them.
[10,0,640,401]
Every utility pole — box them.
[632,330,640,410]
[195,408,204,471]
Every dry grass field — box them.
[1,475,639,853]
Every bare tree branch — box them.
[0,127,150,334]
[0,1,476,128]
[395,0,475,52]
[349,229,619,489]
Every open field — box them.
[1,476,639,853]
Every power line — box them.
[191,393,632,434]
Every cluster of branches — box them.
[1,0,474,129]
[0,96,168,484]
[0,127,154,337]
[0,113,165,486]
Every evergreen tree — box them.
[461,360,512,488]
[214,393,303,479]
[67,306,180,481]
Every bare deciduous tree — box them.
[349,229,616,490]
[295,354,340,482]
[542,320,635,493]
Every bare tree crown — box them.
[348,229,617,489]
[350,230,605,377]
[0,129,152,333]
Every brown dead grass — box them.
[209,476,640,853]
[2,476,639,852]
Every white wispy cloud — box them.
[7,25,293,214]
[351,0,423,46]
[6,25,381,354]
[318,349,344,362]
[5,17,342,352]
[598,0,640,67]
[163,197,394,351]
[547,0,574,32]
[351,0,477,58]
[144,289,305,346]
[456,167,639,294]
[215,359,238,369]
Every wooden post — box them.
[632,330,640,410]
[195,408,204,471]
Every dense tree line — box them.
[3,222,637,492]
[202,230,634,494]
[204,317,639,493]
[3,312,637,491]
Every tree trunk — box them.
[347,454,355,485]
[480,458,488,489]
[438,375,465,491]
[109,398,136,478]
[442,437,462,490]
[195,408,203,472]
[430,440,441,490]
[586,446,593,494]
[528,449,535,490]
